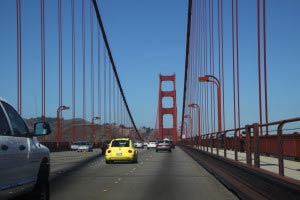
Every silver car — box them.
[70,141,82,151]
[77,142,93,152]
[156,140,171,152]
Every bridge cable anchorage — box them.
[92,0,141,140]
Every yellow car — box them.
[105,138,138,164]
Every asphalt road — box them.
[50,147,238,200]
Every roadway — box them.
[49,147,238,200]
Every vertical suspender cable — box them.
[98,29,101,124]
[16,0,22,115]
[58,0,63,142]
[231,0,237,131]
[221,0,225,130]
[257,0,263,135]
[104,49,106,127]
[90,1,95,142]
[113,73,116,124]
[263,0,269,135]
[205,0,209,134]
[236,0,241,132]
[82,0,86,140]
[71,0,76,142]
[41,0,46,121]
[109,62,112,139]
[218,0,221,132]
[209,0,213,134]
[91,1,94,123]
[211,0,216,133]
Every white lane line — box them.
[114,181,118,184]
[118,178,121,181]
[103,189,108,192]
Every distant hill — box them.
[25,117,139,143]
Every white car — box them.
[134,141,144,148]
[147,141,157,149]
[0,98,52,200]
[70,141,82,151]
[77,142,93,152]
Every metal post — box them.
[245,125,252,166]
[234,129,238,161]
[253,123,260,168]
[277,122,284,176]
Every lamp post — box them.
[188,103,201,149]
[92,116,101,145]
[184,114,192,144]
[179,121,186,140]
[199,75,222,133]
[56,105,70,146]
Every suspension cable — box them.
[92,0,141,139]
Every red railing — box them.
[180,117,300,178]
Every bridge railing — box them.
[180,117,300,178]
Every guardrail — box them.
[180,117,300,178]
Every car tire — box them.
[31,161,49,200]
[156,149,158,152]
[168,149,172,153]
[147,147,149,150]
[106,160,110,164]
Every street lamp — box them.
[188,103,201,148]
[56,105,70,146]
[184,114,192,144]
[199,75,222,133]
[92,116,101,145]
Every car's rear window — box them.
[111,140,130,147]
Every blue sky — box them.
[0,0,300,130]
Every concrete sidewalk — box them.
[192,145,300,180]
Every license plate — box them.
[116,153,122,156]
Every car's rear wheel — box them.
[156,149,158,152]
[31,160,49,200]
[132,155,138,163]
[168,149,172,153]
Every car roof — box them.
[0,97,9,104]
[113,138,130,141]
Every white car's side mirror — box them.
[34,122,51,136]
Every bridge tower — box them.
[158,74,178,143]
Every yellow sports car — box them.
[105,138,138,164]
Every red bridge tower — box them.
[158,74,178,143]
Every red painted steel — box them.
[158,74,178,143]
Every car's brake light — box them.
[107,150,111,153]
[128,150,133,153]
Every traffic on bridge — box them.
[1,0,300,200]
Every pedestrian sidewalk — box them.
[192,145,300,180]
